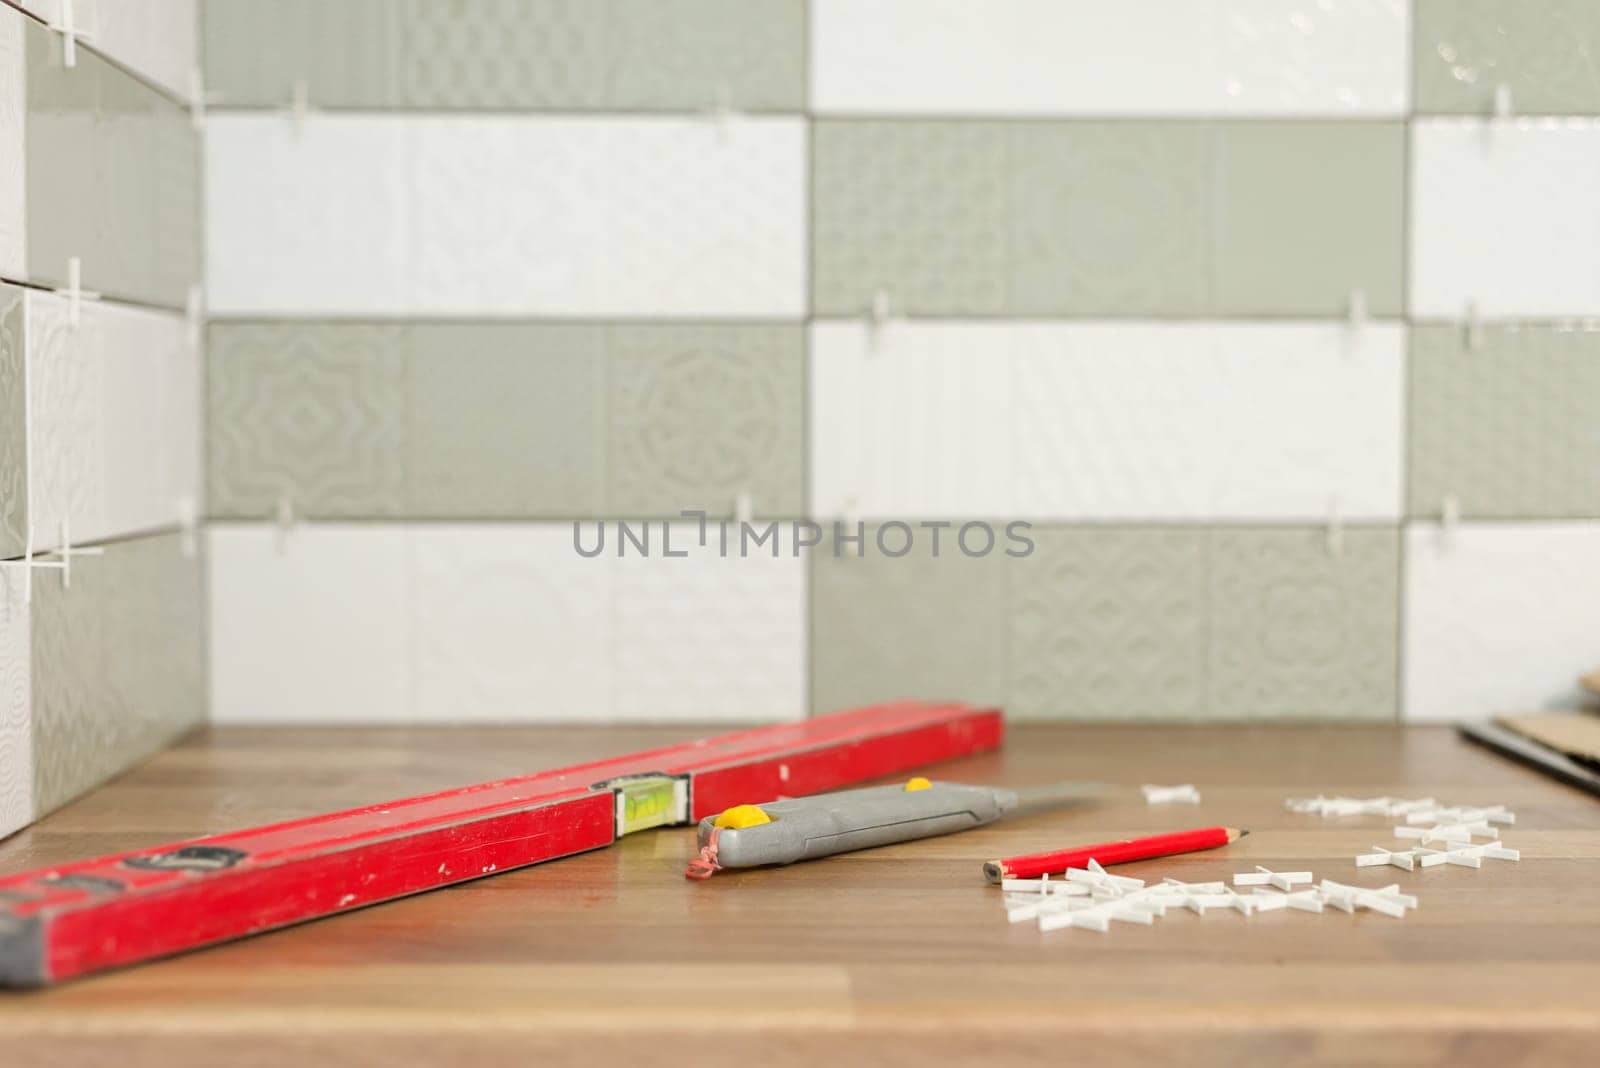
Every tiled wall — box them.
[202,1,1600,727]
[0,1,204,837]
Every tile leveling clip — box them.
[686,779,1090,877]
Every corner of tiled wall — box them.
[196,0,1600,730]
[0,0,204,838]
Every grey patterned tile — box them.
[1206,527,1399,721]
[0,286,25,560]
[1007,123,1210,316]
[602,0,806,111]
[1408,325,1600,519]
[30,530,205,815]
[208,323,407,518]
[205,0,805,111]
[1415,0,1600,115]
[813,120,1404,317]
[1212,122,1405,317]
[0,5,23,281]
[208,322,803,520]
[1008,528,1207,720]
[203,0,397,109]
[24,15,97,291]
[25,15,198,308]
[810,529,1008,715]
[408,324,606,517]
[606,324,804,518]
[812,121,1010,316]
[397,0,608,109]
[0,565,28,836]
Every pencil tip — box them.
[1235,828,1250,840]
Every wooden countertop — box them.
[2,724,1597,1065]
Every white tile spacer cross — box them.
[866,289,898,352]
[1249,889,1291,913]
[1319,880,1416,919]
[1065,858,1144,894]
[1118,888,1172,917]
[1415,843,1520,869]
[1,518,110,599]
[1224,889,1257,916]
[1356,844,1418,871]
[1493,83,1514,120]
[175,495,199,559]
[1142,783,1201,804]
[188,66,225,132]
[1260,889,1326,914]
[1286,795,1402,817]
[705,80,737,142]
[1160,877,1226,894]
[61,257,102,328]
[48,0,95,68]
[186,284,206,350]
[274,493,296,555]
[1406,804,1515,827]
[1382,797,1439,818]
[1006,891,1093,924]
[1040,899,1155,933]
[1394,821,1497,846]
[53,516,105,590]
[1440,494,1461,549]
[286,79,313,133]
[1346,288,1367,334]
[1233,865,1313,890]
[1177,892,1239,916]
[1464,300,1485,353]
[1039,905,1109,933]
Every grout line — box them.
[202,310,1600,328]
[1395,19,1419,727]
[0,276,193,317]
[197,516,1442,531]
[195,0,215,729]
[0,520,199,563]
[801,0,815,717]
[202,104,811,119]
[206,313,811,328]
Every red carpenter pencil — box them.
[983,826,1247,882]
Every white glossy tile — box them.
[205,115,805,317]
[811,321,1404,521]
[1405,524,1600,720]
[205,115,410,315]
[812,0,1409,116]
[612,525,806,722]
[810,323,1014,520]
[24,290,201,553]
[408,116,805,318]
[0,6,23,281]
[0,568,32,839]
[411,524,613,723]
[1411,120,1600,318]
[207,524,411,724]
[208,523,807,724]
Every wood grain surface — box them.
[1,724,1597,1066]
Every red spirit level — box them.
[0,701,1001,986]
